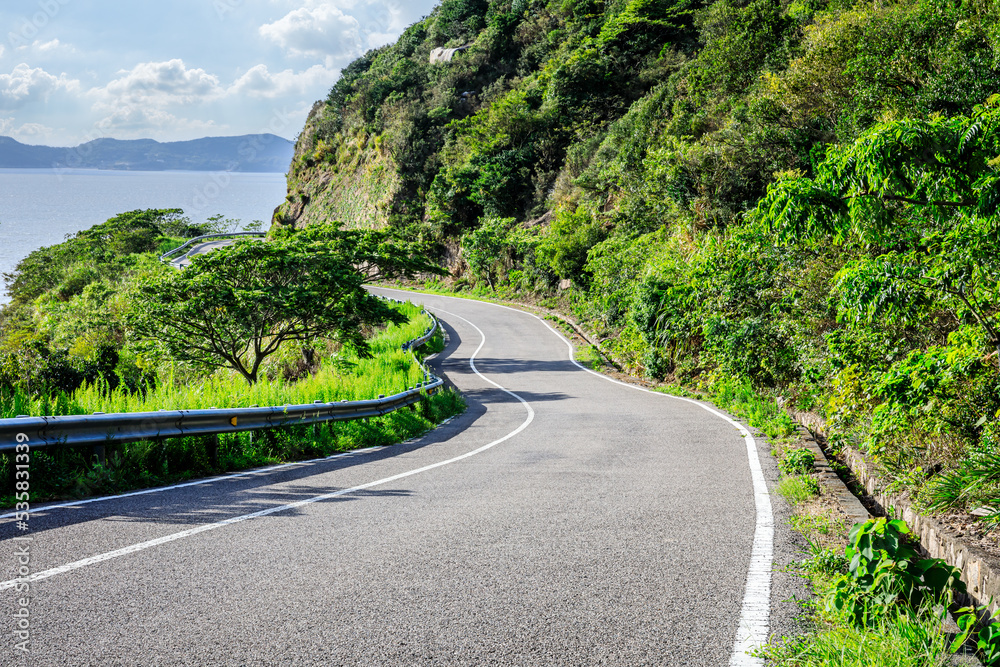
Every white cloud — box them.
[85,60,227,139]
[260,3,364,65]
[95,105,220,138]
[32,39,74,54]
[0,116,55,142]
[230,63,338,99]
[13,122,52,138]
[260,0,421,66]
[0,63,79,109]
[96,59,224,107]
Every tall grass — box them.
[709,375,796,439]
[759,606,953,666]
[0,303,431,417]
[777,474,820,504]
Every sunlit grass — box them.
[0,303,431,417]
[777,473,820,504]
[758,605,953,666]
[0,303,468,505]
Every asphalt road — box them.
[1,288,804,666]
[168,238,241,269]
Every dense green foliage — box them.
[127,224,441,384]
[290,0,1000,516]
[0,209,210,395]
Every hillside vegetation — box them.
[280,0,1000,519]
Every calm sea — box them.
[0,168,288,303]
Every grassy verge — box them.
[0,304,466,505]
[0,303,433,417]
[760,446,995,666]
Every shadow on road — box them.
[473,357,581,376]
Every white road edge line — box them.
[0,309,535,592]
[0,448,387,520]
[379,289,773,667]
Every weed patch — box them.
[778,474,820,504]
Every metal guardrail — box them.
[159,232,267,263]
[0,307,443,452]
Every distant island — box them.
[0,134,295,172]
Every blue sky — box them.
[0,0,438,146]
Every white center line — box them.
[0,308,534,592]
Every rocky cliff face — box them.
[273,103,401,230]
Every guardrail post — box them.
[5,453,15,496]
[92,444,107,466]
[156,437,168,476]
[208,435,220,469]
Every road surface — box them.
[168,238,243,269]
[1,288,803,665]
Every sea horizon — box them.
[0,169,288,303]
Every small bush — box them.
[828,519,965,627]
[779,447,816,475]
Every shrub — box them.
[828,519,965,627]
[779,447,816,475]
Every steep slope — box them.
[281,0,1000,520]
[276,0,700,231]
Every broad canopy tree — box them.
[127,224,444,384]
[754,96,1000,365]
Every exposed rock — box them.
[524,210,554,228]
[429,45,472,64]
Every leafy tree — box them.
[462,216,527,289]
[537,207,605,282]
[277,224,446,283]
[126,227,442,385]
[2,209,199,306]
[755,97,1000,365]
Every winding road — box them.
[2,288,804,666]
[167,238,244,269]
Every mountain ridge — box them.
[0,134,294,172]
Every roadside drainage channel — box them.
[789,420,991,665]
[790,413,1000,639]
[792,423,870,525]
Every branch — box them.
[845,191,976,208]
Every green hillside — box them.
[280,0,1000,525]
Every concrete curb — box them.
[793,424,870,524]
